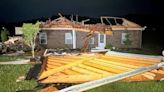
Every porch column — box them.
[72,30,76,49]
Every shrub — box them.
[1,27,9,42]
[105,44,113,49]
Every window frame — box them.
[39,32,47,44]
[121,32,127,44]
[100,34,104,43]
[65,32,73,44]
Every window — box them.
[39,32,47,44]
[65,33,73,44]
[89,37,94,44]
[100,34,104,43]
[121,33,127,44]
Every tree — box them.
[22,21,40,58]
[123,29,132,45]
[1,27,9,42]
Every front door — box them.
[98,34,106,49]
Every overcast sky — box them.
[0,0,163,22]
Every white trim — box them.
[112,28,145,31]
[72,30,76,49]
[104,34,106,46]
[41,27,146,31]
[98,34,106,49]
[98,34,100,46]
[41,28,73,30]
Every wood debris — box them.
[38,52,164,84]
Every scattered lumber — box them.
[39,84,58,92]
[38,52,164,85]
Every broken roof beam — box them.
[58,13,63,17]
[105,18,112,25]
[101,16,122,19]
[122,18,141,27]
[101,16,122,25]
[100,16,143,28]
[81,19,90,25]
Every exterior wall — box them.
[76,31,98,49]
[39,30,99,49]
[39,29,142,49]
[40,30,73,49]
[106,30,142,48]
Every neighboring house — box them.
[15,27,23,35]
[39,16,146,49]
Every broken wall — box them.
[76,31,98,49]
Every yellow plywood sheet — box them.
[41,74,105,83]
[38,55,164,84]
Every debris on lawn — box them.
[16,76,25,82]
[0,36,30,55]
[37,51,164,91]
[3,50,25,56]
[43,49,81,56]
[91,48,110,53]
[39,84,59,92]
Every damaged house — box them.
[38,16,146,50]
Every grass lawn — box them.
[88,81,164,92]
[0,47,163,92]
[0,55,24,62]
[113,43,163,56]
[0,65,37,92]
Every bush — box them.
[1,27,9,42]
[105,44,113,49]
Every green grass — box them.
[115,49,161,55]
[0,55,24,62]
[87,81,164,92]
[0,65,37,92]
[113,43,163,55]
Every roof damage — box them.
[40,15,145,35]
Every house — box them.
[38,16,146,50]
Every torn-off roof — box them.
[40,16,145,35]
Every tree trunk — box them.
[32,47,35,58]
[31,41,35,58]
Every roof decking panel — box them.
[38,54,164,83]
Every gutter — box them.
[112,26,147,31]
